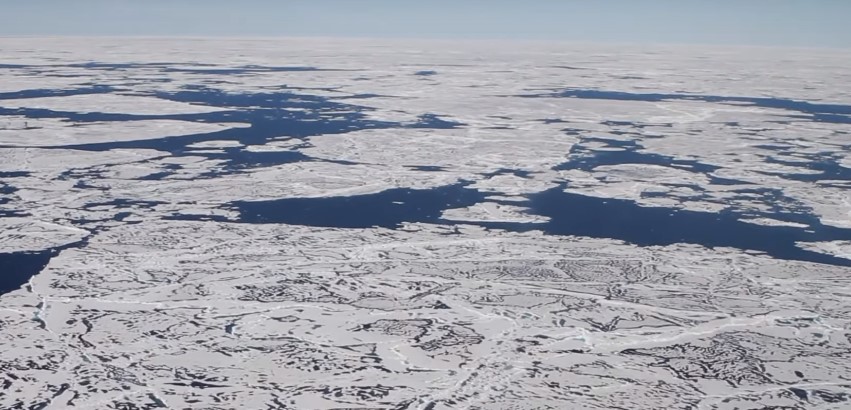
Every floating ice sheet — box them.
[1,38,850,409]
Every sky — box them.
[1,0,850,48]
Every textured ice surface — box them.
[1,38,851,409]
[797,240,851,261]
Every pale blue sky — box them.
[1,0,850,48]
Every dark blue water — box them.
[0,171,30,178]
[0,250,54,295]
[0,182,16,195]
[221,182,851,267]
[231,183,488,227]
[519,186,850,266]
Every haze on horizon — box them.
[1,0,850,49]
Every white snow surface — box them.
[0,38,850,410]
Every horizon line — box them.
[2,35,851,52]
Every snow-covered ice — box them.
[1,37,850,409]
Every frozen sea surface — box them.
[1,38,851,409]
